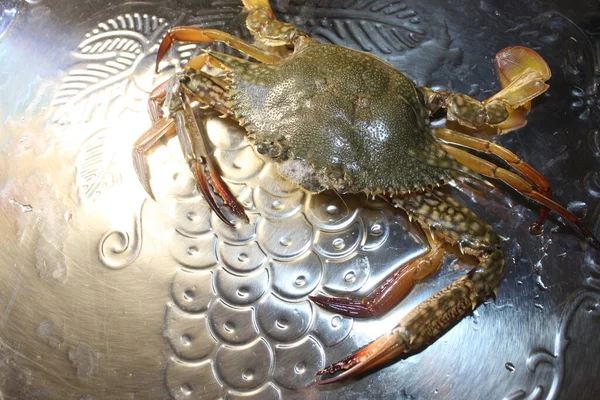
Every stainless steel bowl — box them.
[1,0,599,398]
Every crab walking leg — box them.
[185,53,228,73]
[315,190,505,384]
[179,73,234,118]
[442,145,600,249]
[242,0,314,47]
[155,28,282,72]
[148,78,171,123]
[132,117,176,200]
[310,237,445,318]
[435,128,552,229]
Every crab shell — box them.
[208,45,465,196]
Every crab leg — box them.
[442,145,600,249]
[148,78,171,123]
[155,27,282,72]
[310,236,445,318]
[185,53,227,73]
[133,117,176,200]
[316,190,505,384]
[435,128,552,229]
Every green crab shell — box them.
[210,44,463,195]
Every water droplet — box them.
[276,318,289,330]
[294,275,306,287]
[271,200,283,210]
[180,383,193,396]
[585,303,598,313]
[571,87,585,97]
[505,362,516,372]
[535,275,548,291]
[331,315,342,328]
[472,310,480,331]
[224,322,235,333]
[294,362,306,374]
[186,212,197,222]
[242,369,254,380]
[333,238,345,250]
[8,198,33,213]
[280,237,292,247]
[529,221,543,236]
[237,253,248,262]
[326,204,338,214]
[468,84,480,96]
[180,334,192,345]
[370,223,383,236]
[344,271,356,284]
[183,289,195,301]
[567,201,587,218]
[186,246,198,256]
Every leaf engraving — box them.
[51,13,170,124]
[278,0,426,54]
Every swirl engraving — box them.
[98,200,144,269]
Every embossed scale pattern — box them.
[162,114,417,397]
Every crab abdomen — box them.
[214,44,461,194]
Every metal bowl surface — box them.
[0,0,599,399]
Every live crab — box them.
[132,0,600,385]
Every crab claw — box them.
[178,91,250,228]
[485,46,551,132]
[315,330,410,385]
[494,46,551,89]
[190,156,250,228]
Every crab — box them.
[132,0,600,385]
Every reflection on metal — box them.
[0,0,599,399]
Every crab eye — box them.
[180,74,192,84]
[416,88,426,107]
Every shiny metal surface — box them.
[1,0,599,399]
